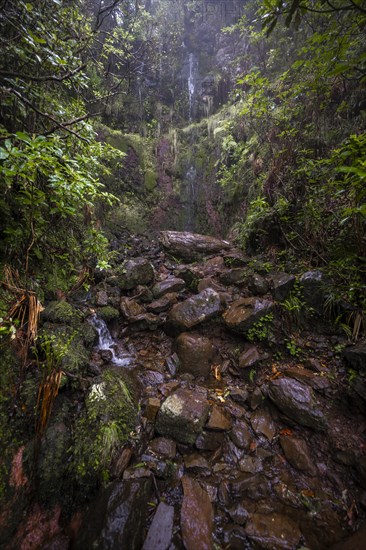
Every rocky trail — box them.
[3,231,366,550]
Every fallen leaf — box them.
[301,489,315,498]
[280,428,293,437]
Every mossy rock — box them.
[144,169,157,190]
[97,306,120,322]
[71,369,138,488]
[41,301,84,327]
[37,323,91,375]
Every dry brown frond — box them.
[35,369,63,437]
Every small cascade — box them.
[188,53,197,121]
[89,314,134,367]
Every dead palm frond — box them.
[35,369,63,437]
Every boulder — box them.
[219,268,248,286]
[238,346,262,369]
[74,478,153,550]
[245,513,301,549]
[166,288,221,333]
[175,332,214,378]
[146,295,175,313]
[116,258,155,290]
[343,342,366,370]
[181,476,213,550]
[155,388,210,445]
[268,377,326,430]
[159,231,231,262]
[248,273,269,295]
[152,277,185,298]
[223,297,274,334]
[270,272,296,301]
[299,270,328,313]
[206,405,232,431]
[279,435,317,475]
[120,297,145,320]
[142,502,174,550]
[250,408,276,440]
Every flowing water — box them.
[89,314,135,367]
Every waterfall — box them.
[188,53,197,121]
[89,314,134,368]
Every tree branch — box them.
[0,64,87,83]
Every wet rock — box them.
[279,435,317,475]
[147,295,174,313]
[116,258,155,290]
[299,270,328,313]
[111,446,132,478]
[142,502,174,550]
[250,408,276,440]
[155,388,210,445]
[239,456,263,474]
[284,366,331,392]
[197,277,224,293]
[203,255,225,270]
[120,297,145,319]
[268,377,326,430]
[206,405,232,431]
[148,437,176,459]
[248,273,269,295]
[229,387,249,405]
[245,513,301,550]
[223,297,274,334]
[195,430,224,451]
[270,272,296,301]
[222,525,248,549]
[184,453,210,472]
[230,420,252,450]
[239,346,263,369]
[96,289,108,306]
[343,342,366,370]
[165,353,180,376]
[250,387,264,410]
[41,301,83,326]
[128,313,163,331]
[219,268,248,286]
[166,288,221,333]
[160,230,231,262]
[74,478,153,550]
[330,523,366,550]
[181,476,214,550]
[152,277,185,298]
[175,332,214,378]
[145,398,161,422]
[227,502,249,526]
[229,474,270,500]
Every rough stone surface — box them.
[96,290,108,306]
[146,295,175,314]
[181,476,213,550]
[343,343,366,370]
[206,405,232,431]
[166,288,221,333]
[268,377,326,430]
[219,268,248,286]
[230,420,252,450]
[280,435,317,475]
[148,437,176,459]
[175,332,213,378]
[299,270,328,312]
[74,478,152,550]
[145,398,161,422]
[271,272,296,301]
[195,430,224,451]
[223,297,274,334]
[239,346,262,369]
[250,408,276,440]
[160,230,231,262]
[120,297,145,320]
[229,474,270,500]
[155,389,210,445]
[142,502,174,550]
[117,258,155,290]
[245,513,301,549]
[152,277,185,298]
[248,273,269,295]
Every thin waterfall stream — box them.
[89,314,135,367]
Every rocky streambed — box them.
[1,231,366,549]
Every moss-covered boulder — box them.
[97,306,120,322]
[41,301,84,327]
[71,369,138,487]
[115,258,155,290]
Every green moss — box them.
[38,323,90,375]
[144,169,157,190]
[98,306,120,322]
[42,301,83,327]
[71,369,138,487]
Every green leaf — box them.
[0,148,9,160]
